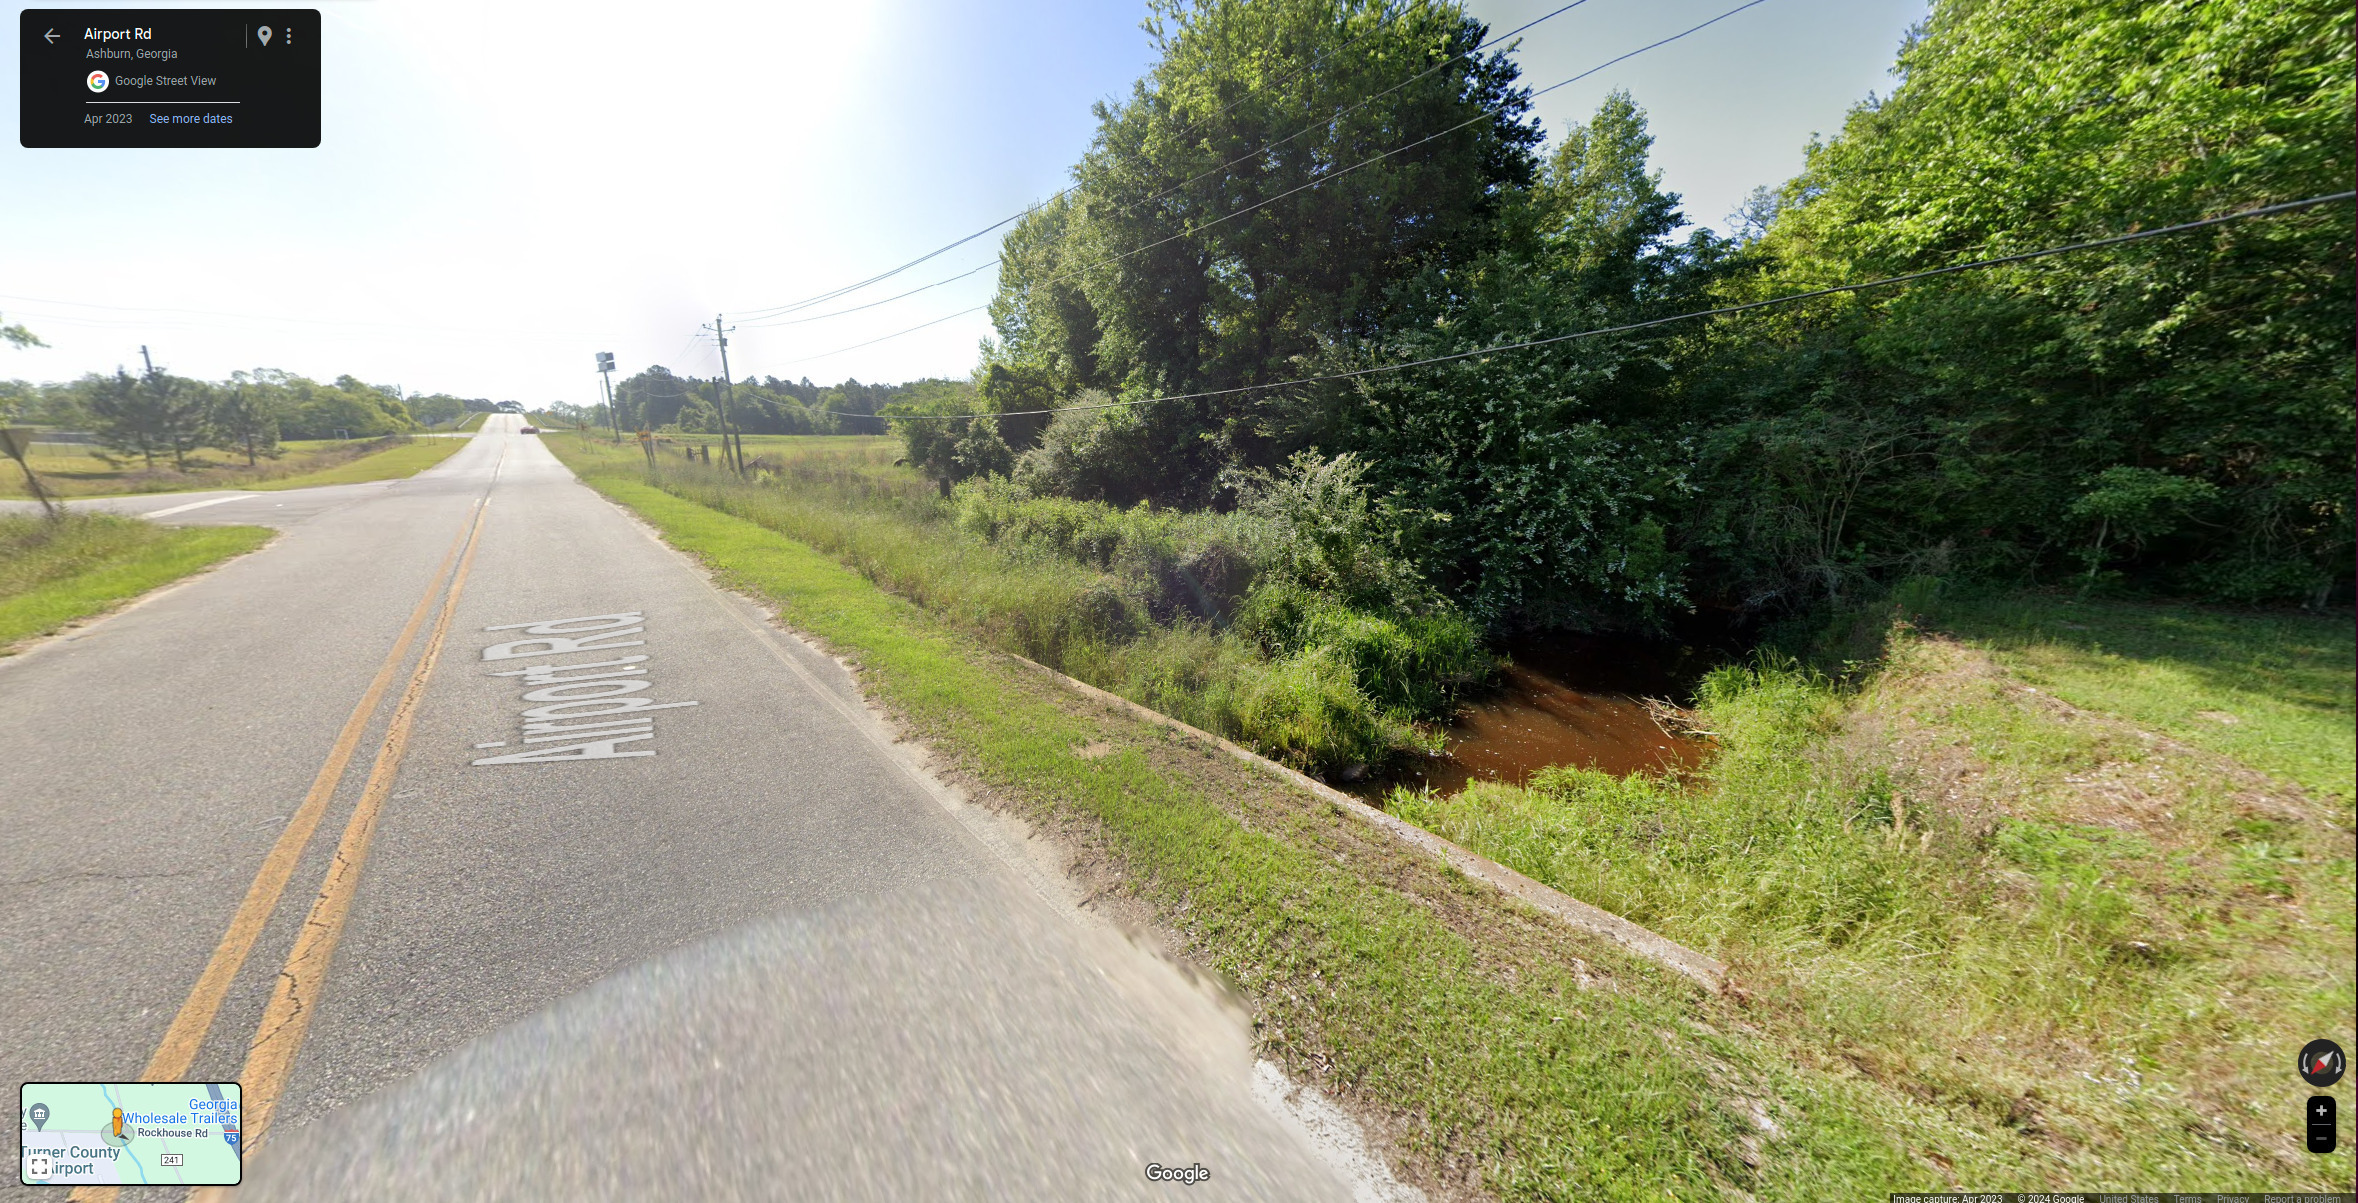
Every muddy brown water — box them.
[1371,635,1717,799]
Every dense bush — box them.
[967,0,2351,630]
[956,457,1492,721]
[1681,0,2355,608]
[1231,582,1486,717]
[632,445,1487,776]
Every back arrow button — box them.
[45,28,59,43]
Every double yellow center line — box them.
[72,474,498,1202]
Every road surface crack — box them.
[1,868,202,887]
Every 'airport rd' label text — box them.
[470,612,697,765]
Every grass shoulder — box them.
[242,436,468,490]
[1,512,273,650]
[550,434,1486,778]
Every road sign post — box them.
[0,426,60,520]
[596,352,620,443]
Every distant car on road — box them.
[520,425,541,434]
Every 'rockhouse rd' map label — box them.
[19,1082,241,1186]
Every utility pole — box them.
[701,315,744,474]
[596,352,620,443]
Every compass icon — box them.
[2299,1038,2345,1087]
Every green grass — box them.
[0,513,273,648]
[560,459,2358,1196]
[550,436,1474,775]
[1392,636,2354,1191]
[1923,591,2355,802]
[238,436,467,490]
[1,434,467,499]
[560,473,1887,1200]
[552,436,2355,1193]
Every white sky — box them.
[0,0,1924,406]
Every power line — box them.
[739,0,1595,334]
[1048,0,1774,290]
[768,0,1770,368]
[729,216,1022,323]
[738,258,1001,329]
[730,3,1420,322]
[854,192,2356,422]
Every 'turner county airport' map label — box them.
[19,1082,241,1186]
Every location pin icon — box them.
[29,1103,48,1131]
[257,25,272,45]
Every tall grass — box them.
[1,512,272,646]
[557,437,1484,773]
[1394,634,2356,1187]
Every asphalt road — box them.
[3,417,1358,1200]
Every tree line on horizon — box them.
[0,367,504,469]
[597,367,930,439]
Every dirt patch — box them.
[1836,633,2329,841]
[1807,630,2354,1172]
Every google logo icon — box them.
[87,70,110,92]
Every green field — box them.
[1,512,274,649]
[2,434,468,499]
[239,436,469,490]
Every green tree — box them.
[985,0,1542,503]
[1694,0,2355,604]
[1345,93,1723,628]
[277,375,414,439]
[2,319,46,352]
[2067,465,2220,586]
[0,321,56,517]
[210,378,284,466]
[405,392,471,427]
[977,362,1059,452]
[87,367,209,470]
[887,379,1006,498]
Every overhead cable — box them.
[731,4,1415,321]
[771,0,1771,367]
[852,192,2356,421]
[741,0,1593,332]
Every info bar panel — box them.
[19,9,320,147]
